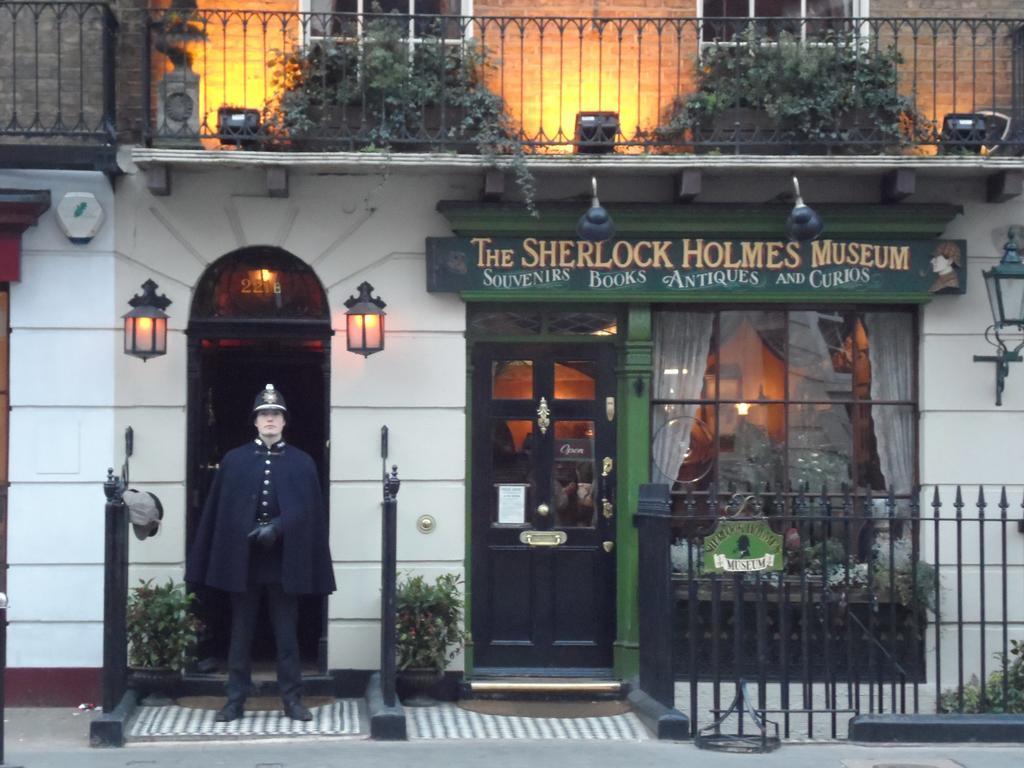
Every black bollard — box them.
[380,464,401,707]
[634,483,674,708]
[101,468,129,714]
[628,483,689,740]
[0,586,21,767]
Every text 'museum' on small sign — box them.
[703,519,785,574]
[425,236,967,299]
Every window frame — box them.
[697,0,870,44]
[301,0,473,47]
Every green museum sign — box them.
[425,236,967,300]
[703,519,784,574]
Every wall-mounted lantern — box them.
[123,280,172,362]
[344,281,386,357]
[973,228,1024,405]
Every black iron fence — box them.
[638,483,1024,740]
[0,2,117,142]
[142,11,1024,155]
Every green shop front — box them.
[427,203,964,681]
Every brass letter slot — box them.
[519,530,567,547]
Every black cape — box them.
[186,441,336,595]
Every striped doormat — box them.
[408,703,649,741]
[128,699,364,740]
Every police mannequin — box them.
[187,384,336,722]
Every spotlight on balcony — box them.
[940,111,1015,155]
[575,111,620,154]
[218,106,262,149]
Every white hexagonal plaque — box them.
[56,192,105,244]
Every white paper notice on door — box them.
[497,484,527,524]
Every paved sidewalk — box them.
[5,707,1024,768]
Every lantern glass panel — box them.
[363,314,383,350]
[154,317,167,353]
[1001,276,1024,325]
[347,314,364,351]
[985,272,1003,326]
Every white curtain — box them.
[864,313,915,498]
[651,312,714,484]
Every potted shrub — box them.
[395,572,466,705]
[126,579,203,697]
[659,28,933,154]
[266,9,535,210]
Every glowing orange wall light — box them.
[123,280,172,362]
[344,281,387,357]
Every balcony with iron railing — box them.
[136,10,1024,157]
[0,2,117,167]
[1,6,1022,162]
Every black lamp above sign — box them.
[784,177,824,243]
[576,176,616,242]
[974,228,1024,406]
[344,281,387,357]
[123,280,171,362]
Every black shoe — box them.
[214,702,244,722]
[283,700,313,721]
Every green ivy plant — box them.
[266,8,535,210]
[126,579,203,673]
[940,640,1024,714]
[659,27,934,152]
[395,572,467,672]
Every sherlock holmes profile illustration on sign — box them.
[928,240,963,294]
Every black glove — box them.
[247,522,279,549]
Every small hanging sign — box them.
[703,519,784,574]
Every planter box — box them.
[691,108,894,155]
[289,104,472,152]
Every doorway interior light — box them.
[344,281,387,357]
[973,228,1024,405]
[123,279,172,362]
[785,176,824,243]
[576,176,616,242]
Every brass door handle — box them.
[537,503,550,517]
[536,396,550,435]
[519,530,567,547]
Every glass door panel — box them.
[492,360,534,399]
[551,420,596,528]
[491,419,534,525]
[553,360,597,400]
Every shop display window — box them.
[651,308,916,505]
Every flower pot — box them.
[397,666,444,707]
[128,666,180,702]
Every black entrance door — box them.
[471,343,617,670]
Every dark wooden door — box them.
[471,343,617,671]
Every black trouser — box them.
[226,584,301,705]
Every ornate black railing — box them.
[143,11,1024,155]
[637,483,1024,740]
[0,2,117,142]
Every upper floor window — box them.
[701,0,865,42]
[307,1,467,42]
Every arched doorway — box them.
[186,246,333,676]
